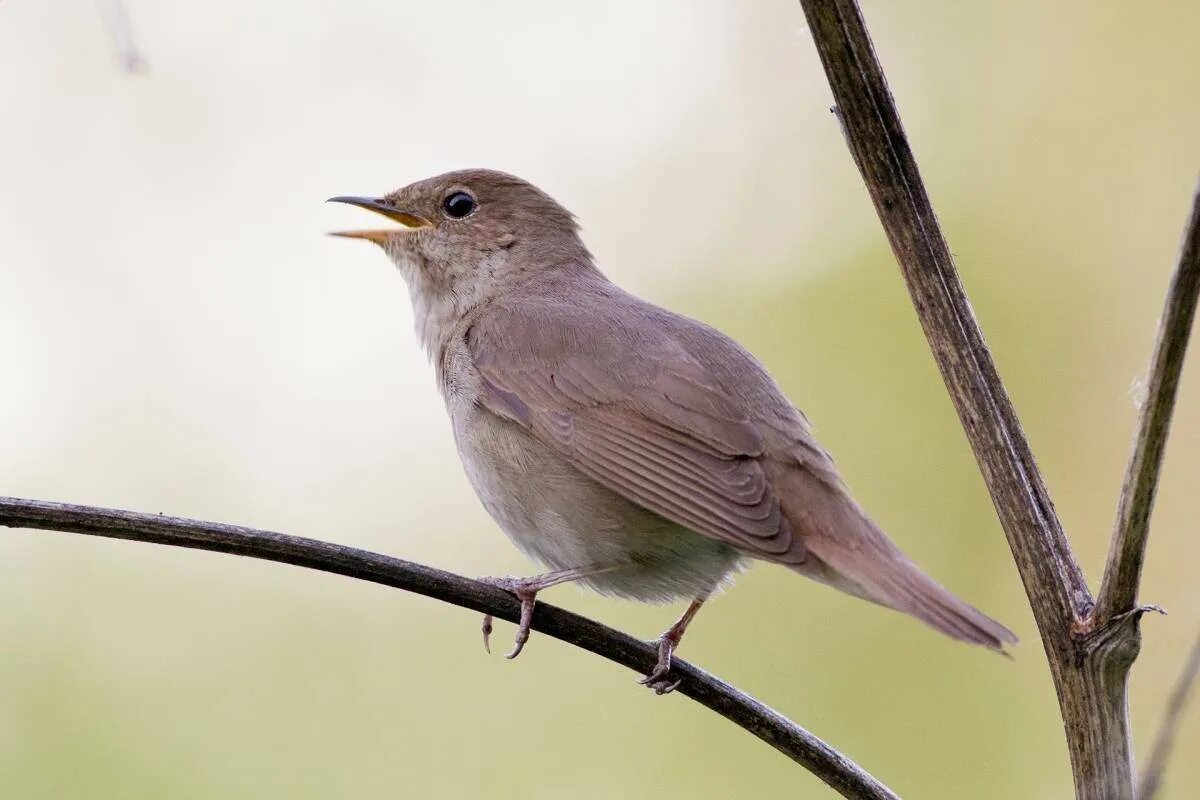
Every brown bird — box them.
[329,169,1015,692]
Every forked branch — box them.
[795,1,1198,798]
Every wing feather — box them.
[470,313,803,562]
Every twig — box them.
[0,496,898,800]
[96,0,149,73]
[1139,628,1200,800]
[1098,183,1200,621]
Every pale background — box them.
[2,1,1199,797]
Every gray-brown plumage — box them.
[330,169,1015,691]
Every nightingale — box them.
[329,169,1015,693]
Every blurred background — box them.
[2,0,1198,797]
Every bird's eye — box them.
[442,191,476,219]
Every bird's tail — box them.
[774,466,1017,650]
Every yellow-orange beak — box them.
[327,196,432,243]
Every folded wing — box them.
[468,309,806,563]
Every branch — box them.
[95,0,149,73]
[0,497,897,800]
[795,0,1089,646]
[1139,627,1200,800]
[1098,183,1200,622]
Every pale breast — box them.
[451,397,632,569]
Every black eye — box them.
[442,191,476,219]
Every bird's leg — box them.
[640,595,709,695]
[478,564,620,659]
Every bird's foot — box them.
[639,634,682,695]
[476,564,621,660]
[637,596,707,695]
[477,575,542,660]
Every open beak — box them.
[327,196,433,243]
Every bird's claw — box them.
[639,636,681,694]
[645,677,682,695]
[477,575,539,659]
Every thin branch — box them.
[1098,182,1200,622]
[795,0,1088,643]
[0,496,897,800]
[96,0,149,73]
[1139,628,1200,800]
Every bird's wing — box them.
[466,300,805,562]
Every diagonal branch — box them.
[0,496,898,800]
[1098,182,1200,622]
[1139,627,1200,800]
[795,0,1089,648]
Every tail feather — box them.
[774,464,1017,650]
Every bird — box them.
[328,168,1016,693]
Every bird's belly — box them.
[451,404,744,602]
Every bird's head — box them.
[330,169,592,311]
